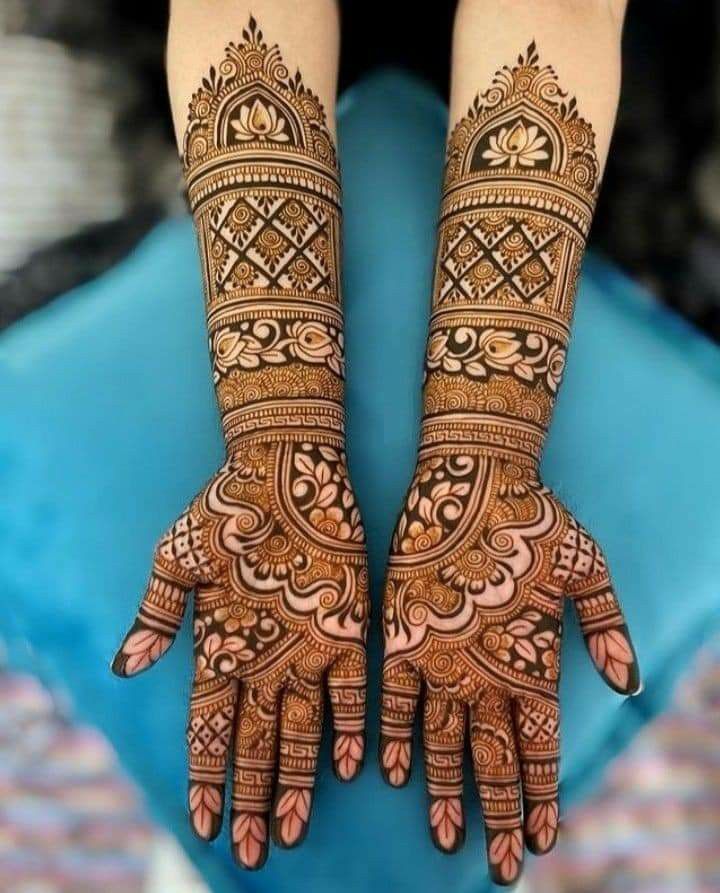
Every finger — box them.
[561,525,640,694]
[327,649,367,782]
[112,511,201,677]
[423,692,466,854]
[513,694,560,855]
[470,690,523,887]
[379,659,421,787]
[230,683,280,870]
[271,674,323,848]
[187,675,238,841]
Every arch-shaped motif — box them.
[214,81,306,150]
[182,17,335,171]
[445,42,598,196]
[466,99,566,176]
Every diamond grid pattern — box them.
[437,214,563,306]
[208,194,333,296]
[517,705,559,744]
[187,702,235,758]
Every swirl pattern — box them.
[380,42,640,886]
[113,18,368,871]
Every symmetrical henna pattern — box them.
[112,19,369,870]
[380,44,640,885]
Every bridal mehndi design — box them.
[112,19,368,870]
[380,44,640,884]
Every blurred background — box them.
[1,1,719,892]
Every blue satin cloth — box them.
[2,72,720,892]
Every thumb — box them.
[111,511,199,677]
[562,524,641,695]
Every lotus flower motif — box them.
[231,98,289,142]
[482,120,549,169]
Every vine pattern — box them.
[113,18,368,871]
[380,42,639,886]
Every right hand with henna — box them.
[113,440,368,869]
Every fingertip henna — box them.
[231,811,269,870]
[524,800,559,855]
[379,735,412,788]
[332,731,365,782]
[111,622,174,677]
[382,42,618,885]
[428,796,466,854]
[114,14,369,872]
[188,781,225,841]
[271,785,313,849]
[486,827,524,886]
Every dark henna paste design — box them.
[380,43,639,885]
[112,18,368,870]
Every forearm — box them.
[167,1,344,451]
[450,0,625,165]
[422,0,627,464]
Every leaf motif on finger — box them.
[275,787,311,845]
[488,828,523,883]
[382,739,411,786]
[189,783,223,839]
[429,796,463,850]
[232,812,267,868]
[333,733,364,780]
[526,801,558,852]
[120,629,172,675]
[588,628,634,690]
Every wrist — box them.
[212,315,346,448]
[419,413,543,467]
[420,365,552,465]
[223,395,346,454]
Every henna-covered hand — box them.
[381,457,637,881]
[113,442,368,865]
[379,44,639,885]
[112,19,368,870]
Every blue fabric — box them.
[2,71,720,892]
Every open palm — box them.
[113,440,369,869]
[380,453,638,884]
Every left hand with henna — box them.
[112,17,369,870]
[379,41,640,885]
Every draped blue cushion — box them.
[2,71,720,892]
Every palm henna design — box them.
[380,44,639,885]
[113,19,368,870]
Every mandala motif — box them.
[380,42,640,886]
[113,18,368,871]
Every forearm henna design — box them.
[380,44,640,885]
[112,18,369,870]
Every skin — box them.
[111,0,638,882]
[380,0,639,885]
[113,5,369,870]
